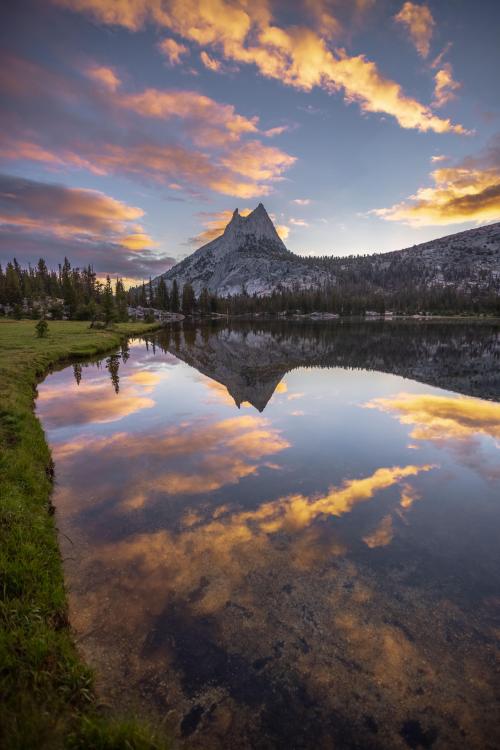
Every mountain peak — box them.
[216,203,285,250]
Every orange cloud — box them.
[39,369,162,429]
[158,37,189,65]
[120,232,158,251]
[399,483,420,509]
[365,392,500,444]
[194,207,252,244]
[373,165,500,225]
[245,464,434,534]
[53,414,290,505]
[330,50,467,134]
[0,53,295,199]
[277,225,290,240]
[0,174,156,249]
[200,50,221,71]
[303,0,343,39]
[0,139,63,166]
[0,136,107,175]
[38,140,286,199]
[119,87,259,145]
[394,2,435,58]
[363,514,394,548]
[86,64,121,91]
[433,63,461,108]
[56,0,466,134]
[59,461,433,619]
[221,140,296,181]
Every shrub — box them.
[35,318,48,338]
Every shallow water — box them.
[37,321,500,749]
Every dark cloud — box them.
[0,173,175,279]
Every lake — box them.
[37,320,500,749]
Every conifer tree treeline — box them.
[1,255,499,319]
[0,257,193,320]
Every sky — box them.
[1,0,499,285]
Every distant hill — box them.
[333,222,500,295]
[154,204,500,300]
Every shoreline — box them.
[0,320,169,749]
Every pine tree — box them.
[157,277,169,310]
[181,282,196,315]
[115,278,128,322]
[199,287,210,315]
[102,275,115,324]
[0,264,5,304]
[5,262,22,305]
[171,279,180,313]
[61,257,76,313]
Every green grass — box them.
[0,320,169,749]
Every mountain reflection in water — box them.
[37,321,500,750]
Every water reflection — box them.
[366,392,500,443]
[37,321,500,749]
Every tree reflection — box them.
[73,363,82,386]
[120,341,130,363]
[106,354,120,394]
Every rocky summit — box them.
[155,203,334,297]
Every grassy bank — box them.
[0,320,168,749]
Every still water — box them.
[37,321,500,749]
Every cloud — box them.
[55,0,466,134]
[0,173,153,247]
[158,37,189,65]
[394,2,435,58]
[193,207,252,245]
[269,214,290,240]
[290,218,309,227]
[399,483,420,509]
[431,42,452,70]
[430,154,447,163]
[0,173,175,281]
[85,64,121,91]
[0,227,174,283]
[292,198,311,205]
[53,413,290,501]
[365,392,500,444]
[220,140,296,181]
[363,514,393,548]
[303,0,343,39]
[1,139,283,199]
[263,125,290,137]
[365,392,500,481]
[200,50,221,71]
[0,53,295,200]
[373,136,500,225]
[433,63,461,108]
[276,224,290,240]
[38,368,162,428]
[118,87,259,145]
